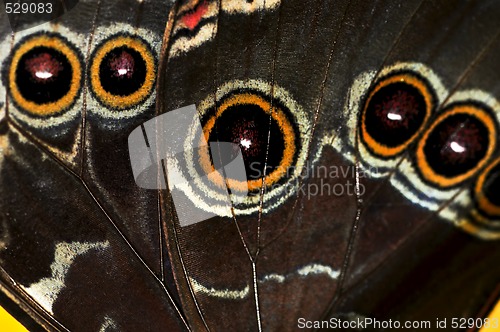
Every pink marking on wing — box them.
[181,1,209,30]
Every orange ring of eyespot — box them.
[360,73,434,157]
[198,93,296,192]
[416,104,497,188]
[90,35,155,109]
[9,34,82,116]
[474,157,500,217]
[459,213,500,239]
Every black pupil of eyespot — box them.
[424,113,489,178]
[99,46,146,96]
[365,82,427,148]
[16,46,72,104]
[483,163,500,207]
[207,104,285,181]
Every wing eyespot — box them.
[89,34,155,110]
[182,79,310,216]
[7,32,82,117]
[360,72,435,158]
[333,62,500,239]
[474,157,500,218]
[415,103,497,188]
[198,92,297,193]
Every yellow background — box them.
[0,305,27,332]
[481,300,500,332]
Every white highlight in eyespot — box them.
[387,112,402,121]
[23,241,109,314]
[190,263,338,300]
[35,71,53,79]
[450,141,465,153]
[240,138,252,149]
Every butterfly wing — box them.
[158,0,500,330]
[330,0,500,324]
[0,0,187,330]
[0,0,499,330]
